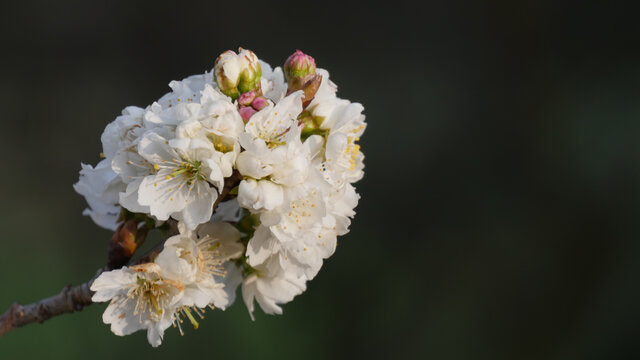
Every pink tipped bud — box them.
[238,90,257,106]
[239,106,257,122]
[284,50,321,107]
[251,96,268,111]
[284,50,316,83]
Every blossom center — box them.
[207,134,233,153]
[286,191,319,230]
[261,127,290,149]
[195,236,226,279]
[166,160,205,184]
[126,276,172,321]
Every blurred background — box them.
[1,1,640,359]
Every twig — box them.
[0,267,105,337]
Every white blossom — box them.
[155,237,223,309]
[101,106,147,160]
[321,102,366,185]
[235,91,314,213]
[136,133,222,230]
[77,49,366,341]
[90,263,184,347]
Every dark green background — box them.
[2,1,640,359]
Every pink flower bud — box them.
[238,90,257,106]
[284,50,316,82]
[251,96,268,111]
[284,50,320,105]
[239,106,257,122]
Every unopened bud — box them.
[239,106,257,122]
[284,50,316,87]
[214,51,241,99]
[214,48,262,100]
[238,90,257,107]
[238,94,269,122]
[251,96,268,111]
[284,50,322,107]
[107,218,149,270]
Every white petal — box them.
[102,300,147,337]
[174,181,217,230]
[138,173,187,221]
[246,226,280,267]
[90,268,136,302]
[118,178,149,214]
[138,133,179,164]
[236,150,272,179]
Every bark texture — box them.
[0,269,103,337]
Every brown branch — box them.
[0,267,105,337]
[0,173,242,338]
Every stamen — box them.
[182,307,199,329]
[149,293,162,315]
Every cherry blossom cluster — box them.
[74,48,366,346]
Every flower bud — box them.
[107,218,149,270]
[214,48,262,100]
[284,50,316,87]
[238,94,269,122]
[238,90,257,107]
[239,106,257,122]
[214,50,242,99]
[284,50,322,107]
[251,96,268,111]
